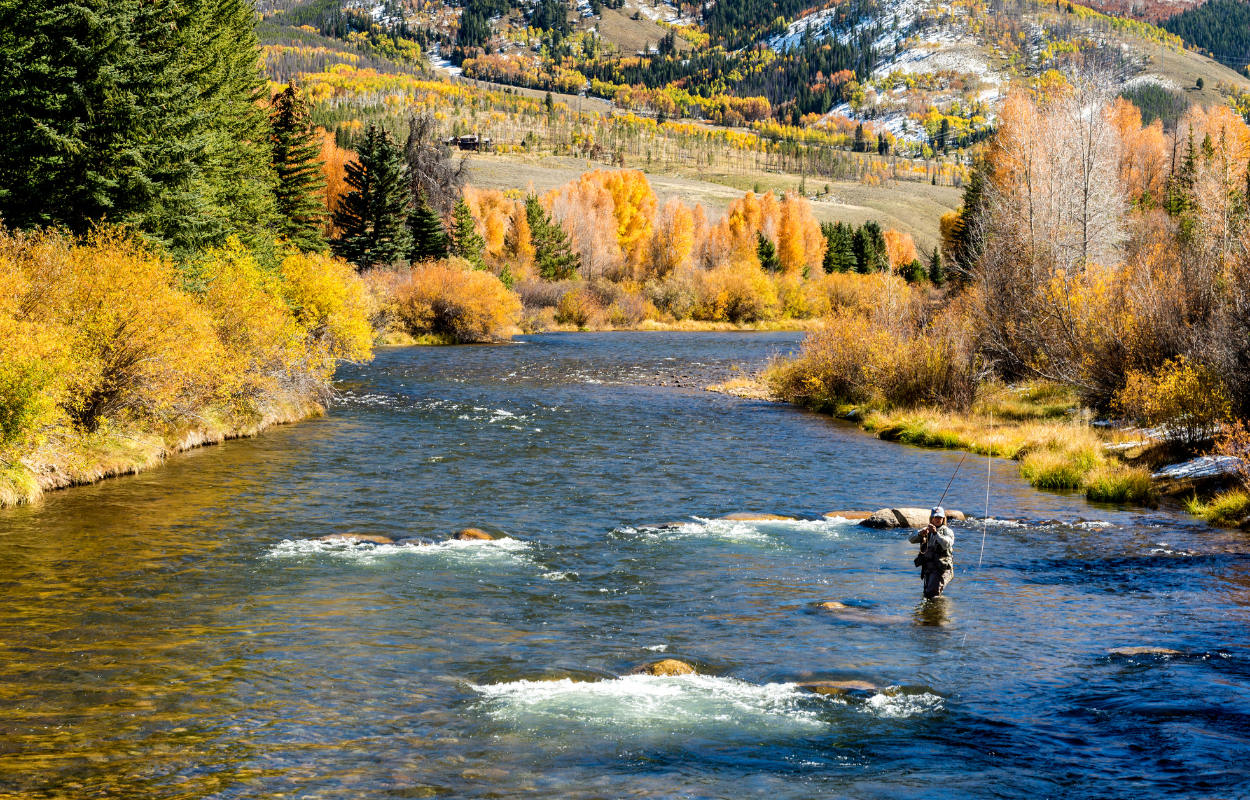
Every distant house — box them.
[443,134,492,152]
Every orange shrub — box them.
[394,262,522,342]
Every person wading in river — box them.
[909,507,954,599]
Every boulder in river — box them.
[797,680,878,696]
[860,508,965,528]
[453,528,495,541]
[631,659,696,676]
[1108,646,1182,656]
[817,601,847,609]
[823,511,872,520]
[719,512,796,522]
[318,533,395,545]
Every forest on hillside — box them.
[1162,0,1250,71]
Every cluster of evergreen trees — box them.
[819,220,943,284]
[0,0,330,257]
[1161,0,1250,73]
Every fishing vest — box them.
[920,525,955,574]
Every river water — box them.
[2,332,1248,799]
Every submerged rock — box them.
[642,522,687,530]
[318,533,395,545]
[817,601,847,609]
[631,659,696,676]
[797,680,878,696]
[1115,645,1180,655]
[453,528,495,541]
[719,512,796,522]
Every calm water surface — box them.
[2,332,1249,799]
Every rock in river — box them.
[797,680,878,696]
[719,512,796,522]
[860,508,965,528]
[1108,646,1182,656]
[823,511,873,520]
[318,533,395,544]
[632,659,697,676]
[453,528,495,541]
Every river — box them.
[2,332,1248,798]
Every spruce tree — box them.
[410,191,449,262]
[449,197,485,267]
[860,220,887,272]
[525,194,580,280]
[0,0,278,253]
[333,124,413,269]
[929,246,945,287]
[756,231,780,272]
[269,84,327,252]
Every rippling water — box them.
[2,332,1249,799]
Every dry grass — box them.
[858,403,1158,504]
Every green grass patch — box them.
[974,381,1081,421]
[1084,465,1159,506]
[1185,490,1250,527]
[0,460,40,507]
[1020,447,1102,490]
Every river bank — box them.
[1,392,326,508]
[704,375,1247,522]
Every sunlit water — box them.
[2,332,1249,799]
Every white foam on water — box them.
[266,536,533,567]
[542,571,577,580]
[864,691,944,718]
[471,674,826,733]
[644,644,669,652]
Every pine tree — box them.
[929,246,945,287]
[0,0,277,252]
[449,197,485,267]
[906,258,926,283]
[525,194,580,280]
[333,124,413,269]
[269,84,327,252]
[756,231,780,272]
[410,190,449,262]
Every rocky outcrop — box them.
[453,528,495,541]
[719,512,796,521]
[631,659,696,676]
[860,508,965,528]
[318,533,395,544]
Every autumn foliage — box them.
[0,227,373,487]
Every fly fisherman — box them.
[909,507,954,599]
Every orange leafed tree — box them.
[318,130,354,239]
[650,197,696,278]
[883,229,919,271]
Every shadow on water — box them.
[2,332,1250,798]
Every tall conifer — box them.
[410,191,450,262]
[333,124,412,268]
[269,84,327,252]
[525,194,580,280]
[449,197,485,267]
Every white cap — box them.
[931,507,946,519]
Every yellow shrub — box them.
[1114,356,1230,445]
[280,250,374,364]
[555,287,598,327]
[695,263,778,322]
[395,263,522,342]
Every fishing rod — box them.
[936,450,969,509]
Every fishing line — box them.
[978,413,991,571]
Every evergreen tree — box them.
[821,221,856,273]
[333,124,413,268]
[929,246,945,287]
[756,231,780,272]
[905,258,926,283]
[448,197,484,266]
[525,194,580,279]
[853,124,868,153]
[269,84,327,252]
[950,158,989,275]
[0,0,277,253]
[853,221,887,272]
[410,191,449,262]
